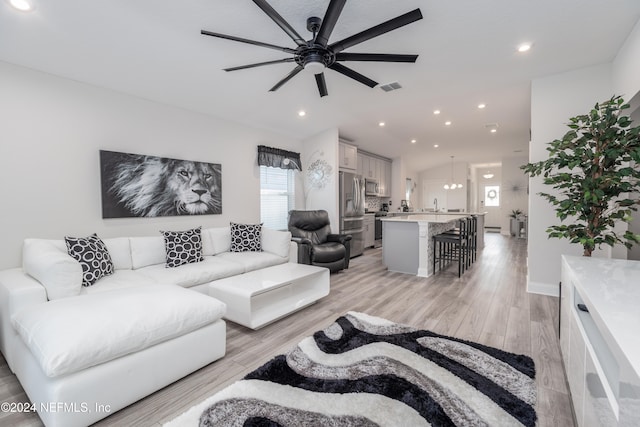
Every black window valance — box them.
[257,145,302,171]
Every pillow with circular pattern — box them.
[160,227,204,268]
[64,233,114,287]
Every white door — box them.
[481,184,501,228]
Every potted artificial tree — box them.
[522,95,640,256]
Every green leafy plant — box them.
[522,95,640,256]
[509,209,523,219]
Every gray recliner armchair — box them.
[288,210,352,273]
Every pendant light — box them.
[443,156,463,190]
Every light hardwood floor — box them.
[0,233,575,427]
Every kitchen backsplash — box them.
[365,196,380,211]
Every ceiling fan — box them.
[201,0,423,97]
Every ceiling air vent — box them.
[380,81,403,92]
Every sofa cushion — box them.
[130,236,166,269]
[65,234,114,287]
[137,256,245,288]
[79,270,158,295]
[216,251,287,273]
[12,285,227,378]
[202,227,231,256]
[22,239,83,300]
[262,228,292,258]
[161,227,204,268]
[102,237,132,270]
[230,222,262,252]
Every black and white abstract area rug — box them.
[165,312,537,427]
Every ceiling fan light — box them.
[303,53,326,75]
[304,60,325,75]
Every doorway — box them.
[482,184,501,229]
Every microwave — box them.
[365,179,379,196]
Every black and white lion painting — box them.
[100,150,222,218]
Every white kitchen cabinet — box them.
[339,142,357,171]
[364,215,375,248]
[356,151,392,196]
[379,160,392,197]
[357,154,365,177]
[560,256,640,427]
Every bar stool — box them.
[433,218,470,277]
[440,216,477,268]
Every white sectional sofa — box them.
[0,226,296,427]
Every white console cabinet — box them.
[560,256,640,427]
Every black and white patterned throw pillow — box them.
[161,227,204,268]
[230,222,262,252]
[65,233,114,287]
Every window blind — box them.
[260,166,295,230]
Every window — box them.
[260,166,295,230]
[484,185,500,207]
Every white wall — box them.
[500,156,529,234]
[302,129,339,229]
[0,61,302,269]
[613,19,640,105]
[418,162,468,212]
[528,63,613,295]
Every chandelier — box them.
[443,156,463,190]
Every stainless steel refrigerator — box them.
[339,171,365,258]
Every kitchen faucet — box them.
[434,198,438,212]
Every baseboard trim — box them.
[527,279,559,296]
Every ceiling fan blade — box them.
[252,0,306,46]
[224,58,295,72]
[315,73,328,97]
[315,0,347,47]
[270,65,304,92]
[329,63,377,88]
[201,30,297,54]
[330,8,423,53]
[335,53,418,63]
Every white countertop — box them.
[563,255,640,377]
[381,214,469,224]
[388,211,486,216]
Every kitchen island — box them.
[380,213,485,277]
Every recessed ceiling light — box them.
[478,103,486,109]
[518,43,532,53]
[490,129,497,133]
[8,0,34,11]
[445,121,452,126]
[298,110,306,117]
[411,139,417,144]
[379,122,385,127]
[433,110,441,115]
[433,144,439,148]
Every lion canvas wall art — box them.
[100,150,222,218]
